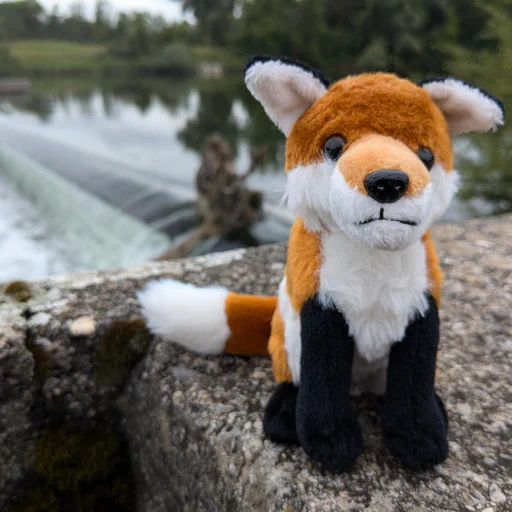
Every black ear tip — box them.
[244,54,281,80]
[244,55,270,75]
[244,55,275,77]
[244,55,331,88]
[420,76,506,118]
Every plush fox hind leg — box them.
[139,56,504,473]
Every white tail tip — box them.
[137,279,230,355]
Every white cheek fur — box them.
[430,164,460,221]
[283,161,336,231]
[284,161,458,248]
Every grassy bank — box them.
[2,40,244,77]
[190,45,244,74]
[5,40,130,75]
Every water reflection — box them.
[2,75,511,221]
[4,77,285,168]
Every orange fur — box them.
[225,294,276,356]
[285,218,322,312]
[286,73,453,172]
[422,231,443,307]
[267,218,321,383]
[268,307,293,383]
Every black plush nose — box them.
[364,170,409,204]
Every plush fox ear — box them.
[420,77,505,135]
[245,56,329,136]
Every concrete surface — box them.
[1,215,511,511]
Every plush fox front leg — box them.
[382,294,448,470]
[298,296,363,472]
[263,295,363,472]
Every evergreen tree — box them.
[181,0,237,46]
[0,0,44,39]
[94,0,112,42]
[130,13,152,57]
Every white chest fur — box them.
[318,231,429,363]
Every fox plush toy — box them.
[139,56,505,473]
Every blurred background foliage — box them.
[0,0,509,80]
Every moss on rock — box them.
[12,424,135,512]
[25,339,53,381]
[4,280,33,302]
[96,318,151,388]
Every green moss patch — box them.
[25,339,53,381]
[12,424,135,512]
[96,319,151,388]
[4,280,33,302]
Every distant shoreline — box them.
[1,40,243,78]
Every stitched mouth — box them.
[357,208,418,227]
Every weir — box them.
[0,142,171,271]
[0,114,293,267]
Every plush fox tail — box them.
[138,279,277,356]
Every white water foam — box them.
[0,143,172,280]
[0,176,85,281]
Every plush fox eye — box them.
[417,148,435,170]
[323,135,346,162]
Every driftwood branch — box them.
[157,135,266,261]
[155,223,219,261]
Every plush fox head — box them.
[245,56,505,250]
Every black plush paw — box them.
[263,383,299,445]
[383,394,449,471]
[297,414,362,473]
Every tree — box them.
[64,1,92,42]
[130,13,152,56]
[94,0,112,42]
[113,12,130,39]
[179,0,237,46]
[44,6,62,39]
[0,0,44,39]
[232,0,495,77]
[452,0,498,51]
[344,0,450,75]
[234,0,332,71]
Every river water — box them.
[0,76,510,281]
